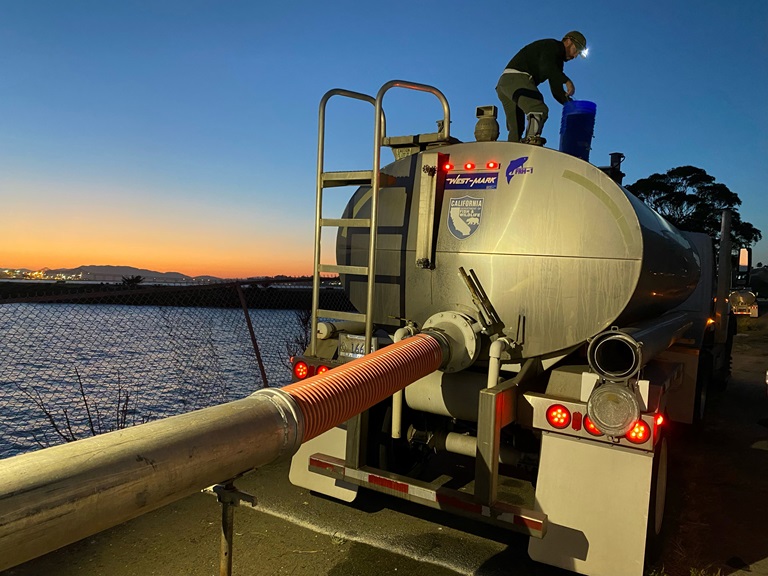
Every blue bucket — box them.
[558,100,597,162]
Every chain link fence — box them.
[0,280,352,458]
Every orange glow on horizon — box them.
[2,235,315,279]
[2,251,314,280]
[2,179,348,279]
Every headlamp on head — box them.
[565,31,588,58]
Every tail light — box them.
[293,361,309,380]
[584,415,604,436]
[293,359,332,380]
[625,420,651,444]
[546,404,571,429]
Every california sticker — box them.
[447,196,483,240]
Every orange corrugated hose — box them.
[283,333,443,441]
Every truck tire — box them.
[645,435,668,562]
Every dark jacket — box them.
[504,39,570,104]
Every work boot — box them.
[522,112,546,146]
[522,135,547,146]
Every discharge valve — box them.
[421,311,482,373]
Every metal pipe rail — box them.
[311,87,384,358]
[0,333,443,572]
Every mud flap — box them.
[528,432,654,576]
[288,426,358,502]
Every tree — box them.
[626,166,762,249]
[121,275,145,287]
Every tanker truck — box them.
[288,81,734,576]
[729,288,759,317]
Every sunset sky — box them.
[2,1,767,278]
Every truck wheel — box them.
[645,435,668,562]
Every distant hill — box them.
[2,264,222,283]
[0,267,33,274]
[55,265,223,283]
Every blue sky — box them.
[1,0,766,277]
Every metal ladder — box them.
[309,81,452,358]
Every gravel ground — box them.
[649,308,768,576]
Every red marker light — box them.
[464,162,475,170]
[486,161,499,169]
[546,404,571,429]
[317,365,329,375]
[443,162,454,171]
[653,413,664,441]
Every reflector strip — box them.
[436,493,482,514]
[369,475,409,493]
[308,453,546,538]
[514,515,544,530]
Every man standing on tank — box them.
[496,31,587,143]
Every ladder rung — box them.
[319,264,368,275]
[321,170,373,187]
[320,218,371,228]
[316,310,367,323]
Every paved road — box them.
[3,320,767,576]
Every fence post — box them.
[235,283,269,387]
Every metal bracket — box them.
[415,152,448,269]
[212,481,257,507]
[208,481,257,576]
[475,357,542,506]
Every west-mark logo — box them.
[505,156,533,183]
[447,196,483,240]
[445,172,498,190]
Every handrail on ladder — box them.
[311,81,451,357]
[311,89,383,356]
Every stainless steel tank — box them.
[336,142,700,358]
[729,289,757,307]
